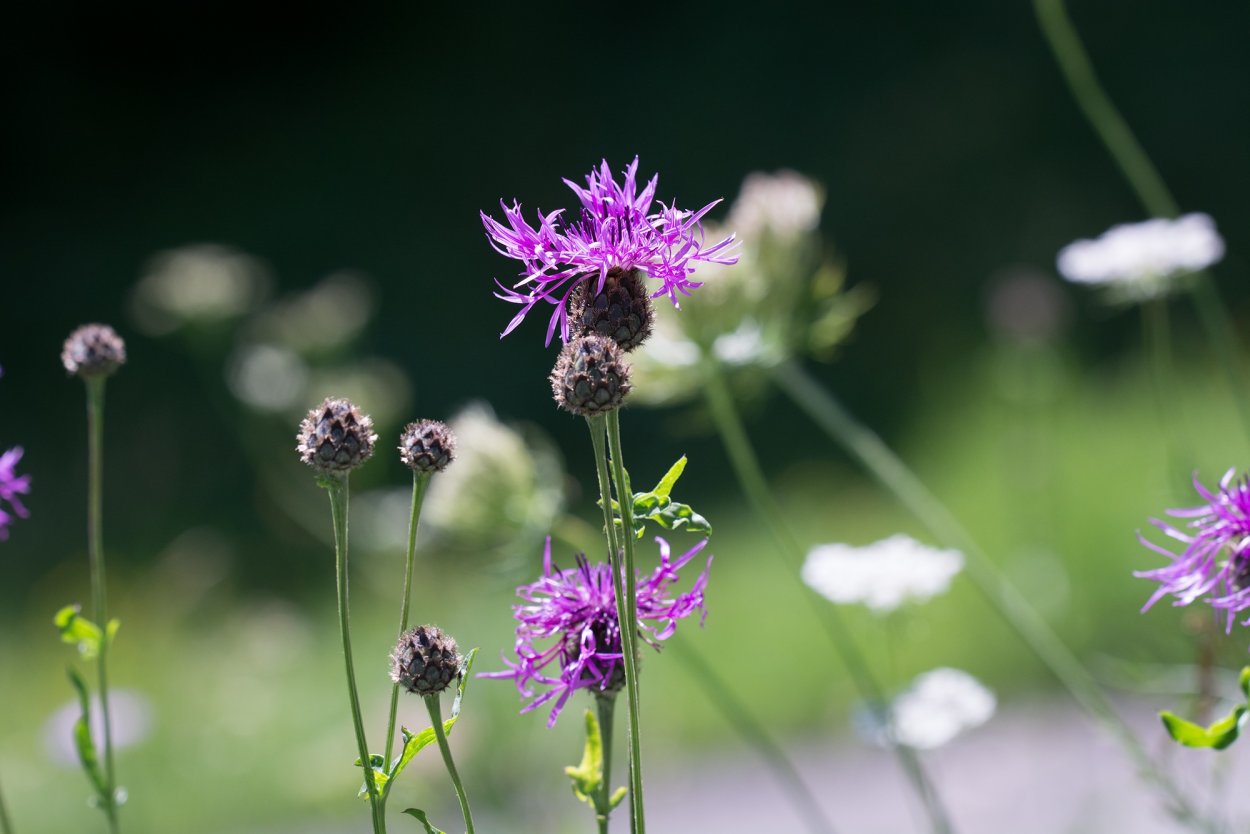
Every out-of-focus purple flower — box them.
[482,157,738,344]
[0,446,31,540]
[483,535,712,727]
[1137,468,1250,632]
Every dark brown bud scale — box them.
[296,397,377,473]
[391,624,462,697]
[398,419,456,474]
[549,335,631,417]
[570,268,655,352]
[61,324,127,378]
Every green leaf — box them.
[609,785,628,810]
[354,754,389,799]
[55,605,105,659]
[1160,706,1248,750]
[651,456,687,499]
[645,501,712,537]
[450,647,479,722]
[564,710,605,807]
[610,457,713,540]
[67,668,108,797]
[1240,667,1250,700]
[401,808,447,834]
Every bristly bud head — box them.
[398,419,456,474]
[296,397,377,474]
[61,324,127,378]
[570,268,655,352]
[549,335,631,417]
[391,624,462,697]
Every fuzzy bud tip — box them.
[61,323,127,378]
[550,335,631,417]
[398,419,456,474]
[391,624,462,697]
[296,397,377,473]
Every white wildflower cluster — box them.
[727,170,823,241]
[889,668,996,749]
[1056,213,1224,300]
[801,534,963,613]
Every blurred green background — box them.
[3,2,1250,831]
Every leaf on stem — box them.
[355,754,390,798]
[67,668,108,798]
[55,605,117,660]
[402,808,447,833]
[1160,706,1248,750]
[564,709,626,814]
[599,456,714,539]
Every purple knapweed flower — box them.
[482,157,738,344]
[0,446,31,540]
[483,535,712,727]
[1137,468,1250,633]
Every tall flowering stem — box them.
[595,696,617,834]
[325,477,385,834]
[586,415,644,834]
[699,358,953,834]
[425,695,475,834]
[770,358,1212,830]
[384,472,432,766]
[86,376,121,834]
[1033,0,1250,445]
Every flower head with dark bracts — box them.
[1137,468,1250,633]
[484,536,712,727]
[482,157,738,345]
[0,446,31,540]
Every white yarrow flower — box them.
[801,534,963,613]
[890,668,996,750]
[728,170,823,240]
[1056,213,1224,299]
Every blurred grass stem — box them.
[384,473,433,767]
[1034,0,1250,444]
[1142,300,1191,494]
[0,778,12,834]
[426,695,475,834]
[700,358,953,834]
[587,416,646,834]
[672,640,838,834]
[86,376,120,834]
[771,358,1212,830]
[326,476,385,834]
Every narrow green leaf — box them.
[67,668,108,797]
[450,647,479,721]
[354,754,389,798]
[1160,706,1248,750]
[55,605,104,659]
[385,719,457,797]
[402,808,447,834]
[652,456,687,499]
[608,785,628,810]
[649,502,713,536]
[564,709,604,807]
[1240,667,1250,700]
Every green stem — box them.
[1142,300,1190,494]
[596,696,616,834]
[0,775,13,834]
[384,473,433,768]
[85,377,119,834]
[604,409,648,834]
[326,477,384,834]
[771,358,1212,830]
[672,641,837,834]
[1033,0,1250,445]
[426,695,475,834]
[700,359,952,834]
[586,417,640,834]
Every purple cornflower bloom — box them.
[0,446,31,540]
[1137,468,1250,633]
[484,535,712,727]
[482,157,738,344]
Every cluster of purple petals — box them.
[1137,468,1250,632]
[0,446,30,540]
[483,535,712,727]
[482,157,738,344]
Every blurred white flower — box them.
[227,343,309,412]
[131,244,271,335]
[712,319,769,366]
[890,668,996,749]
[801,534,963,613]
[44,689,154,767]
[1056,213,1224,299]
[246,271,375,353]
[728,170,824,240]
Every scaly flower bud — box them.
[398,420,456,474]
[296,397,377,473]
[570,268,655,351]
[61,324,127,378]
[550,335,631,417]
[391,624,462,697]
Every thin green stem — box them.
[771,358,1212,830]
[0,775,13,834]
[385,473,433,767]
[426,695,475,834]
[1033,0,1250,445]
[604,409,648,834]
[326,477,384,834]
[700,359,952,834]
[1142,300,1190,494]
[85,377,119,834]
[672,641,837,834]
[585,417,638,834]
[596,696,616,834]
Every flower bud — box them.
[296,397,377,473]
[61,324,127,378]
[398,419,456,474]
[570,268,654,352]
[391,624,461,697]
[550,335,631,417]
